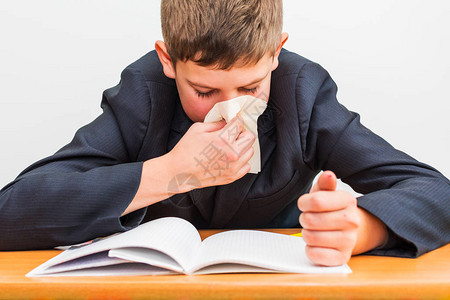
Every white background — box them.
[0,0,449,188]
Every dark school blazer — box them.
[1,49,449,257]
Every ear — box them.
[155,40,176,79]
[271,32,289,71]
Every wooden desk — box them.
[0,229,449,299]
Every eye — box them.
[195,89,217,98]
[243,87,258,94]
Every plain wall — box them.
[1,0,449,189]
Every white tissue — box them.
[203,95,268,173]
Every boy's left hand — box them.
[297,171,360,266]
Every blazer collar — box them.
[170,97,194,135]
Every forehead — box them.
[175,54,274,87]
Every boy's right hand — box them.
[165,116,256,193]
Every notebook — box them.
[27,217,351,276]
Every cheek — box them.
[192,101,214,121]
[179,92,216,122]
[257,81,271,102]
[175,82,209,122]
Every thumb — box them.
[201,119,227,132]
[310,170,337,193]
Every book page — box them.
[194,263,278,275]
[109,247,184,273]
[36,263,176,277]
[189,230,351,274]
[40,251,129,274]
[27,217,202,276]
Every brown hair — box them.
[160,0,283,69]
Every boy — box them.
[0,0,448,267]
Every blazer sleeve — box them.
[0,66,151,250]
[296,62,450,258]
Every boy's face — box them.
[171,54,277,122]
[155,34,288,122]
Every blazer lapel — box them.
[168,99,218,222]
[209,99,277,228]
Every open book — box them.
[27,217,351,276]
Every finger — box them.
[202,119,227,132]
[305,245,351,267]
[226,147,254,182]
[218,134,254,164]
[233,130,256,155]
[218,116,244,143]
[234,162,252,181]
[236,145,254,166]
[299,207,360,230]
[297,190,356,212]
[310,170,337,193]
[301,229,357,252]
[236,126,255,142]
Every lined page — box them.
[189,230,351,274]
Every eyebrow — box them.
[187,72,268,90]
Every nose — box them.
[218,91,244,103]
